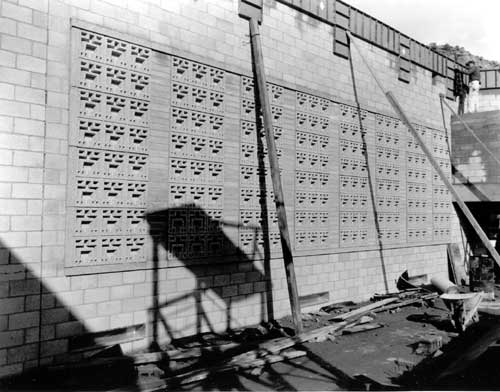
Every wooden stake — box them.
[347,32,500,269]
[249,18,303,333]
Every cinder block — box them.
[1,2,32,23]
[19,0,49,13]
[12,183,42,199]
[8,311,39,329]
[1,36,31,56]
[122,297,145,312]
[43,185,65,199]
[83,287,110,304]
[1,231,27,247]
[222,285,237,298]
[17,22,46,43]
[40,338,68,357]
[10,279,40,297]
[230,272,245,284]
[30,103,45,119]
[110,312,133,329]
[15,86,45,105]
[47,91,67,109]
[85,316,110,331]
[0,17,16,35]
[14,118,44,136]
[110,284,133,300]
[0,297,25,316]
[13,151,43,167]
[55,321,84,338]
[0,50,16,68]
[26,232,42,247]
[123,270,146,284]
[98,272,123,287]
[97,300,122,316]
[0,330,24,349]
[40,307,70,325]
[17,55,46,73]
[0,199,27,215]
[213,274,230,286]
[0,99,30,117]
[32,10,48,28]
[27,200,42,214]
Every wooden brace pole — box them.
[346,32,500,268]
[249,18,303,332]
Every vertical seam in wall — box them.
[37,0,51,368]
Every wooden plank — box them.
[330,298,398,321]
[249,18,303,333]
[299,291,330,308]
[342,323,384,334]
[374,293,438,313]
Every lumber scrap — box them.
[372,289,420,301]
[165,322,350,386]
[373,293,438,313]
[329,298,399,321]
[342,323,384,335]
[166,349,307,386]
[258,321,348,354]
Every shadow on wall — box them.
[146,203,273,349]
[347,40,390,293]
[0,239,140,390]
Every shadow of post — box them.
[348,45,390,293]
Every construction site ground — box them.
[4,288,500,391]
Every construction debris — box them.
[397,270,429,290]
[374,293,438,313]
[441,292,484,332]
[343,323,384,335]
[414,334,443,355]
[329,298,399,321]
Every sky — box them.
[346,0,500,62]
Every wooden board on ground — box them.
[342,323,384,334]
[329,298,399,321]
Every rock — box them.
[358,316,374,324]
[415,335,443,355]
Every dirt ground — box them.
[4,296,500,391]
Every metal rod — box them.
[347,31,500,268]
[249,18,303,333]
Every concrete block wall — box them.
[0,0,459,377]
[452,110,500,184]
[478,89,500,112]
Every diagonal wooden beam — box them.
[249,18,303,333]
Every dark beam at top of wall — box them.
[277,0,466,78]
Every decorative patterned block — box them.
[68,27,152,271]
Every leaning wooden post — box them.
[249,18,303,333]
[346,32,500,269]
